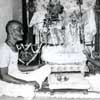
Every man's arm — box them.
[88,58,100,67]
[83,49,100,67]
[0,67,40,89]
[0,67,28,84]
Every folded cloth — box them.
[41,46,86,64]
[0,80,35,99]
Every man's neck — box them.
[6,40,18,52]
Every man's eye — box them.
[15,27,22,32]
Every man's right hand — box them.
[27,81,40,89]
[83,49,91,59]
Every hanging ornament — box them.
[77,0,83,5]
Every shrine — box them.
[25,0,96,92]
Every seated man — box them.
[0,20,51,90]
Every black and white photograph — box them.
[0,0,100,100]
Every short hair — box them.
[5,20,22,34]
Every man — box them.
[0,20,51,90]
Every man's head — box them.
[6,20,24,43]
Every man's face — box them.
[11,23,24,42]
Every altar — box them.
[29,0,96,92]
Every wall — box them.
[0,0,13,44]
[12,0,22,22]
[0,0,22,45]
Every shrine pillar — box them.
[95,0,100,52]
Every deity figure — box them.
[64,11,84,53]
